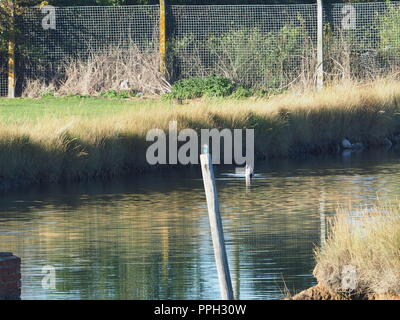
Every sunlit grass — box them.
[314,202,400,298]
[0,96,170,122]
[0,79,400,190]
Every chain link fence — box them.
[0,51,6,97]
[0,2,400,97]
[169,5,317,89]
[15,5,160,96]
[327,2,400,81]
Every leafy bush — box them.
[380,1,400,56]
[230,86,252,99]
[165,76,235,100]
[40,88,55,98]
[252,88,271,98]
[163,77,281,100]
[208,26,310,89]
[169,22,311,91]
[100,89,134,99]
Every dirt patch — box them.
[288,285,400,300]
[368,294,400,300]
[287,285,345,300]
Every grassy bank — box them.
[290,202,400,300]
[316,203,400,298]
[1,80,400,191]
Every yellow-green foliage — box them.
[380,1,400,55]
[1,79,400,190]
[314,203,400,297]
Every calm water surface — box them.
[0,151,399,300]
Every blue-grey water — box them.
[0,150,399,300]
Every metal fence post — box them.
[8,0,15,98]
[159,0,167,76]
[316,0,324,90]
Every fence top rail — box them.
[331,0,397,5]
[18,1,399,12]
[22,1,398,9]
[170,4,317,8]
[26,4,314,10]
[25,5,160,9]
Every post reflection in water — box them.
[0,151,399,300]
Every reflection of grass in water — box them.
[314,203,400,298]
[0,79,400,190]
[2,161,400,299]
[1,189,207,299]
[0,172,324,299]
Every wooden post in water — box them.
[200,149,234,300]
[0,252,21,300]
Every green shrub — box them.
[163,77,281,100]
[171,78,207,99]
[252,89,271,98]
[230,87,282,99]
[230,86,252,99]
[207,25,310,89]
[165,76,235,100]
[100,90,135,99]
[380,1,400,56]
[170,23,311,91]
[40,89,55,98]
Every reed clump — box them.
[2,79,400,191]
[314,203,400,299]
[22,45,171,98]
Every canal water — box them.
[0,150,399,300]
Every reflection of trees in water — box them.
[2,190,206,299]
[1,155,400,299]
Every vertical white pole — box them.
[200,151,234,300]
[8,0,16,98]
[317,0,324,90]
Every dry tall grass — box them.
[22,45,171,98]
[22,79,57,98]
[3,79,400,191]
[314,203,400,298]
